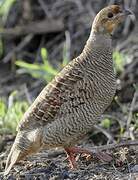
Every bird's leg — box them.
[64,146,113,168]
[64,147,94,169]
[65,146,93,155]
[64,147,78,169]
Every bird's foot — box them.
[64,147,78,169]
[64,147,95,169]
[64,147,113,169]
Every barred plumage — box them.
[4,5,133,175]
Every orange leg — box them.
[64,148,77,169]
[64,146,112,169]
[64,147,93,169]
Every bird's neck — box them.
[87,31,112,49]
[79,31,113,68]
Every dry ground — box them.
[0,135,138,180]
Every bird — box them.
[4,5,133,175]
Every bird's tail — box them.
[4,141,24,176]
[4,128,43,176]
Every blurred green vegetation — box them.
[101,118,111,129]
[113,51,131,73]
[16,47,69,82]
[0,0,16,23]
[0,91,29,134]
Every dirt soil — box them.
[0,135,138,180]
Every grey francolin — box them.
[4,5,133,175]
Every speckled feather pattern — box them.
[17,38,116,149]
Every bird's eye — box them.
[107,12,113,18]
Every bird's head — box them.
[92,5,133,36]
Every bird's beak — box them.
[123,9,136,22]
[115,8,135,23]
[123,9,133,16]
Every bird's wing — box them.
[18,57,85,130]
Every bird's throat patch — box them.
[105,21,116,33]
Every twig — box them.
[64,31,71,61]
[38,0,52,18]
[94,125,116,143]
[22,0,32,22]
[116,34,138,52]
[24,84,32,105]
[35,36,45,62]
[0,19,64,37]
[127,91,138,130]
[42,140,138,158]
[36,140,138,163]
[2,34,34,63]
[89,140,138,151]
